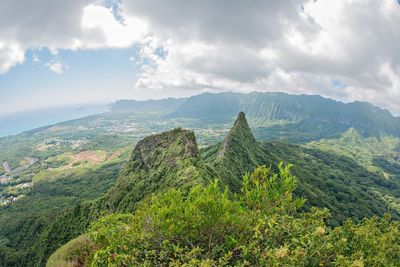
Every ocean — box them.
[0,104,110,138]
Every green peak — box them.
[230,112,253,139]
[219,112,258,158]
[129,128,199,171]
[233,111,248,128]
[107,128,204,212]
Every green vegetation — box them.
[204,113,400,225]
[38,113,400,266]
[26,128,218,266]
[1,96,400,266]
[306,128,400,215]
[46,235,95,267]
[202,111,266,192]
[104,128,214,213]
[49,165,400,266]
[0,112,230,266]
[0,158,125,266]
[307,128,400,172]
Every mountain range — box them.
[112,92,400,142]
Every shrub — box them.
[66,164,400,266]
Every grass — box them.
[46,235,95,267]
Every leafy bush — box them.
[71,164,400,266]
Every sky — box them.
[0,0,400,116]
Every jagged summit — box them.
[130,128,199,171]
[219,111,258,158]
[233,111,247,127]
[106,128,210,212]
[209,112,266,191]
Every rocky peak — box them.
[129,128,199,171]
[219,112,258,158]
[233,111,248,128]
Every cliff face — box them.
[171,92,400,139]
[129,128,199,171]
[105,128,212,213]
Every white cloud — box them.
[81,4,148,49]
[124,0,400,113]
[1,0,400,113]
[0,41,24,74]
[0,0,148,72]
[45,58,67,74]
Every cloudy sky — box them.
[0,0,400,115]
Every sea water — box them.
[0,104,110,137]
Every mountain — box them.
[104,128,213,213]
[168,92,240,121]
[172,92,400,140]
[114,91,400,141]
[45,112,400,266]
[202,112,266,191]
[30,128,215,266]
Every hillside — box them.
[168,92,241,121]
[182,92,400,140]
[40,113,400,264]
[46,118,400,265]
[307,127,400,172]
[202,112,266,191]
[104,128,214,213]
[204,113,400,224]
[28,129,215,266]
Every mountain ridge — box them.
[218,111,258,158]
[112,91,400,141]
[105,128,211,213]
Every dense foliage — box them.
[49,165,400,266]
[203,113,400,225]
[23,129,216,266]
[1,110,400,266]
